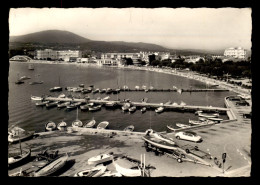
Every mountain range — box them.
[9,30,225,55]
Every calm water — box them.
[8,62,235,132]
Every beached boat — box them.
[88,105,102,112]
[114,163,141,177]
[142,135,179,151]
[72,108,83,127]
[8,127,35,143]
[176,123,191,128]
[102,96,110,101]
[35,101,49,106]
[123,125,134,132]
[8,148,31,168]
[88,153,113,165]
[97,121,109,129]
[57,102,70,108]
[74,165,107,177]
[45,121,56,131]
[46,101,59,108]
[128,106,136,113]
[198,113,219,118]
[155,107,164,113]
[31,96,43,101]
[122,103,131,111]
[57,121,67,130]
[83,119,96,128]
[141,107,146,113]
[33,153,68,177]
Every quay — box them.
[119,88,229,92]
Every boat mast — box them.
[76,107,78,120]
[18,129,22,155]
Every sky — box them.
[9,8,252,51]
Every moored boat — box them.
[141,107,146,113]
[31,96,43,101]
[80,104,89,110]
[155,107,164,113]
[106,88,113,94]
[102,96,110,101]
[207,117,223,122]
[114,163,141,177]
[57,102,70,108]
[87,153,113,165]
[35,101,49,106]
[97,121,109,129]
[99,89,106,93]
[189,119,206,125]
[105,101,116,108]
[83,119,96,128]
[176,123,191,128]
[45,121,56,131]
[49,86,62,92]
[46,101,59,108]
[19,76,31,80]
[198,112,219,118]
[57,121,67,130]
[128,106,136,113]
[88,105,102,112]
[123,125,134,132]
[29,81,44,85]
[58,93,66,98]
[72,108,83,127]
[74,165,107,177]
[92,89,99,94]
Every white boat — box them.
[8,148,31,168]
[135,86,140,90]
[102,96,110,101]
[189,119,206,125]
[46,101,59,108]
[19,76,31,80]
[97,121,109,129]
[105,102,116,107]
[122,103,131,111]
[164,101,172,105]
[152,132,175,145]
[155,107,164,113]
[74,165,107,177]
[176,123,191,128]
[123,125,134,132]
[8,127,35,143]
[106,88,113,94]
[195,110,203,115]
[198,113,219,118]
[87,153,113,165]
[172,102,178,106]
[57,102,70,108]
[128,106,136,113]
[49,86,62,92]
[88,105,102,111]
[33,153,68,177]
[31,96,43,101]
[114,163,141,177]
[58,93,66,98]
[57,121,67,130]
[208,117,223,122]
[35,101,49,106]
[80,104,89,110]
[141,107,146,113]
[180,101,186,106]
[84,119,96,128]
[45,121,56,131]
[72,108,83,127]
[101,171,122,177]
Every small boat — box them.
[145,89,149,93]
[73,87,83,92]
[72,108,83,127]
[57,102,70,108]
[195,110,203,115]
[28,64,34,70]
[207,117,223,122]
[167,125,176,131]
[176,123,191,128]
[8,148,31,168]
[198,113,219,118]
[180,101,186,106]
[79,84,85,88]
[189,119,206,125]
[172,102,178,106]
[142,85,147,90]
[152,132,175,145]
[164,101,172,105]
[123,85,129,90]
[99,89,106,93]
[88,105,102,112]
[92,89,99,94]
[103,96,110,101]
[123,125,134,132]
[122,103,131,111]
[46,101,59,108]
[199,117,208,122]
[135,86,140,90]
[80,104,89,110]
[57,121,67,130]
[114,163,141,177]
[45,121,56,131]
[83,119,96,128]
[58,93,66,98]
[128,106,136,113]
[142,135,179,150]
[66,102,81,110]
[29,81,44,85]
[106,88,113,94]
[49,86,62,92]
[87,153,113,165]
[105,102,116,108]
[15,80,24,84]
[33,153,68,177]
[31,96,43,101]
[141,107,146,113]
[82,88,92,94]
[115,88,121,93]
[97,121,109,129]
[101,171,122,177]
[35,101,49,106]
[19,76,31,80]
[155,107,164,113]
[8,127,35,143]
[74,165,107,177]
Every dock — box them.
[119,88,229,92]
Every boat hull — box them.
[8,149,31,168]
[142,135,179,150]
[88,154,113,165]
[8,131,35,143]
[75,165,107,177]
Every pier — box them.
[119,88,229,92]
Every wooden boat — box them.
[83,119,96,128]
[155,107,164,113]
[101,171,122,177]
[8,127,35,143]
[46,101,59,108]
[128,106,136,113]
[57,121,67,130]
[176,123,191,128]
[57,102,70,108]
[33,153,68,177]
[105,102,116,107]
[97,121,109,129]
[141,107,146,113]
[8,149,31,168]
[35,101,49,106]
[88,105,102,111]
[45,121,56,131]
[72,108,83,127]
[87,153,113,165]
[122,103,131,111]
[114,163,141,177]
[31,96,43,101]
[142,135,179,150]
[198,113,219,118]
[80,104,89,110]
[123,125,134,132]
[74,165,107,177]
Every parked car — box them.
[175,131,202,143]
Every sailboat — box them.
[49,76,62,92]
[72,108,83,127]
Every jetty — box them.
[119,88,229,92]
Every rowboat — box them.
[46,101,59,108]
[141,107,146,113]
[80,104,89,110]
[142,135,179,150]
[29,81,44,85]
[198,113,219,118]
[155,107,164,113]
[31,96,43,101]
[83,119,96,128]
[57,102,70,108]
[105,102,116,107]
[114,163,141,177]
[49,86,62,92]
[8,149,31,168]
[176,123,191,128]
[33,153,68,177]
[8,127,35,143]
[88,105,102,111]
[66,102,82,110]
[57,121,67,130]
[122,103,131,111]
[58,93,66,98]
[106,88,113,94]
[102,96,110,101]
[128,106,136,113]
[19,76,31,80]
[99,89,106,93]
[74,165,107,177]
[189,119,205,125]
[101,171,122,177]
[45,121,56,131]
[97,121,109,129]
[35,101,49,106]
[72,108,83,127]
[88,153,113,165]
[92,89,99,94]
[123,125,134,132]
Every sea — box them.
[8,62,235,133]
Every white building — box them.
[224,47,247,59]
[35,49,82,61]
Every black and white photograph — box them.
[8,8,252,177]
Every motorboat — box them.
[128,106,136,113]
[99,89,106,93]
[123,125,134,132]
[8,127,35,143]
[92,89,99,94]
[49,86,62,92]
[97,121,109,129]
[142,135,179,151]
[114,163,141,177]
[74,165,107,177]
[102,96,110,101]
[29,81,44,85]
[33,153,68,177]
[58,93,66,98]
[83,119,96,128]
[105,102,116,108]
[87,153,113,165]
[176,123,191,128]
[198,112,219,118]
[46,101,59,108]
[141,107,146,113]
[122,103,131,111]
[57,102,70,108]
[155,107,164,113]
[31,96,43,101]
[72,108,83,127]
[8,148,31,168]
[45,121,56,131]
[57,121,67,130]
[189,119,206,125]
[80,104,89,111]
[35,101,49,106]
[88,105,102,112]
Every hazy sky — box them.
[9,8,252,50]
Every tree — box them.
[123,58,133,65]
[148,54,156,65]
